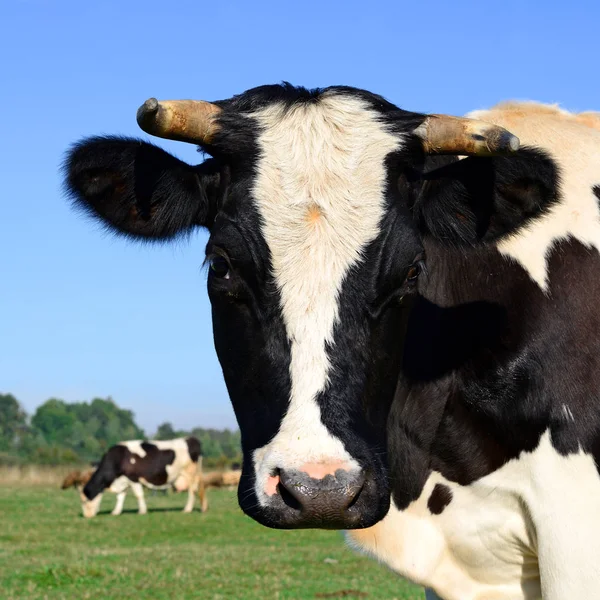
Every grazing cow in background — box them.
[203,469,242,490]
[81,437,206,517]
[65,84,600,599]
[61,468,94,491]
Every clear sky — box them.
[2,0,599,433]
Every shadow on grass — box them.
[86,507,206,517]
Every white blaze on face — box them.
[249,93,403,504]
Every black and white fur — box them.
[81,437,204,517]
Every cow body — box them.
[64,86,600,598]
[81,437,207,517]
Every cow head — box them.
[80,490,103,518]
[64,84,520,529]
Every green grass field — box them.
[0,485,423,599]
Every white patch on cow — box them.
[108,475,130,494]
[153,438,193,482]
[130,482,147,515]
[346,430,600,599]
[111,491,126,516]
[466,102,600,292]
[249,93,402,503]
[119,440,148,458]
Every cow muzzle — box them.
[244,462,385,530]
[80,492,102,518]
[277,466,365,525]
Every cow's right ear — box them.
[64,136,221,241]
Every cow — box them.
[80,437,207,517]
[203,469,242,490]
[61,468,94,491]
[63,84,600,599]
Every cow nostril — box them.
[277,481,303,511]
[345,480,364,510]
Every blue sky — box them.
[2,0,599,433]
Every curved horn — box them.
[415,114,520,156]
[136,98,222,144]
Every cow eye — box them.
[209,256,230,280]
[406,263,421,282]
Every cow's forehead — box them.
[249,92,403,302]
[252,92,402,312]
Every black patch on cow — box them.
[593,185,600,206]
[186,436,202,462]
[390,236,600,509]
[387,149,573,509]
[201,106,295,526]
[206,155,292,454]
[128,443,176,486]
[427,484,453,515]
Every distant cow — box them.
[61,469,93,491]
[81,437,206,518]
[203,469,241,490]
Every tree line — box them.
[0,393,241,469]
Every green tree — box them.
[31,398,75,445]
[31,396,145,463]
[155,422,178,440]
[188,427,241,461]
[0,393,28,451]
[2,392,242,467]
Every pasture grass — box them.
[0,485,424,599]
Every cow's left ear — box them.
[64,136,221,241]
[413,148,559,245]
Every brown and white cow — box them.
[203,469,242,490]
[64,85,600,599]
[61,468,94,491]
[80,437,206,517]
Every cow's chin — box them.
[236,470,390,530]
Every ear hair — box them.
[64,136,222,242]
